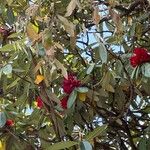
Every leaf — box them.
[34,75,44,84]
[138,137,148,150]
[67,89,77,108]
[6,78,20,89]
[101,72,115,92]
[48,141,78,150]
[54,59,68,79]
[76,87,88,93]
[0,112,6,128]
[98,43,107,64]
[7,6,15,25]
[78,93,86,102]
[2,64,12,75]
[33,60,44,74]
[0,140,5,150]
[142,63,150,77]
[26,22,39,41]
[80,141,92,150]
[0,43,16,52]
[86,63,95,74]
[95,35,107,64]
[6,0,13,5]
[105,84,115,93]
[25,4,39,17]
[131,66,138,79]
[65,0,80,17]
[92,7,101,25]
[57,15,75,37]
[42,28,53,50]
[109,8,123,34]
[85,124,107,142]
[65,0,77,17]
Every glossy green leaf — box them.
[86,63,95,74]
[48,141,78,150]
[85,124,107,142]
[142,63,150,77]
[80,140,92,150]
[67,89,77,108]
[0,112,6,128]
[2,64,12,75]
[76,87,88,93]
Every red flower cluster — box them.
[60,74,81,110]
[62,74,81,94]
[36,96,43,109]
[60,96,68,109]
[130,48,150,67]
[6,119,14,127]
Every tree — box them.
[0,0,150,149]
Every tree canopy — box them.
[0,0,150,149]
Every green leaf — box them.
[2,64,12,75]
[7,6,15,25]
[0,43,16,52]
[48,141,78,150]
[80,140,92,150]
[0,112,6,128]
[131,66,138,79]
[94,34,107,63]
[76,87,88,93]
[86,63,95,74]
[142,63,150,77]
[67,89,77,108]
[6,77,20,89]
[138,137,148,150]
[98,43,107,64]
[85,124,107,142]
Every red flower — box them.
[60,97,68,109]
[130,48,150,67]
[63,74,81,94]
[6,119,14,126]
[36,96,43,109]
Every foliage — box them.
[0,0,150,149]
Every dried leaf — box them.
[65,0,81,17]
[45,46,56,58]
[42,28,53,50]
[109,9,123,34]
[78,93,86,101]
[54,42,64,51]
[34,75,44,84]
[54,59,68,79]
[26,22,39,41]
[57,15,75,37]
[101,72,115,93]
[128,16,132,26]
[25,4,39,17]
[92,7,101,25]
[33,60,44,74]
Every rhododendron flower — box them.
[6,119,14,126]
[36,96,43,108]
[60,97,68,109]
[130,48,150,67]
[63,74,81,94]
